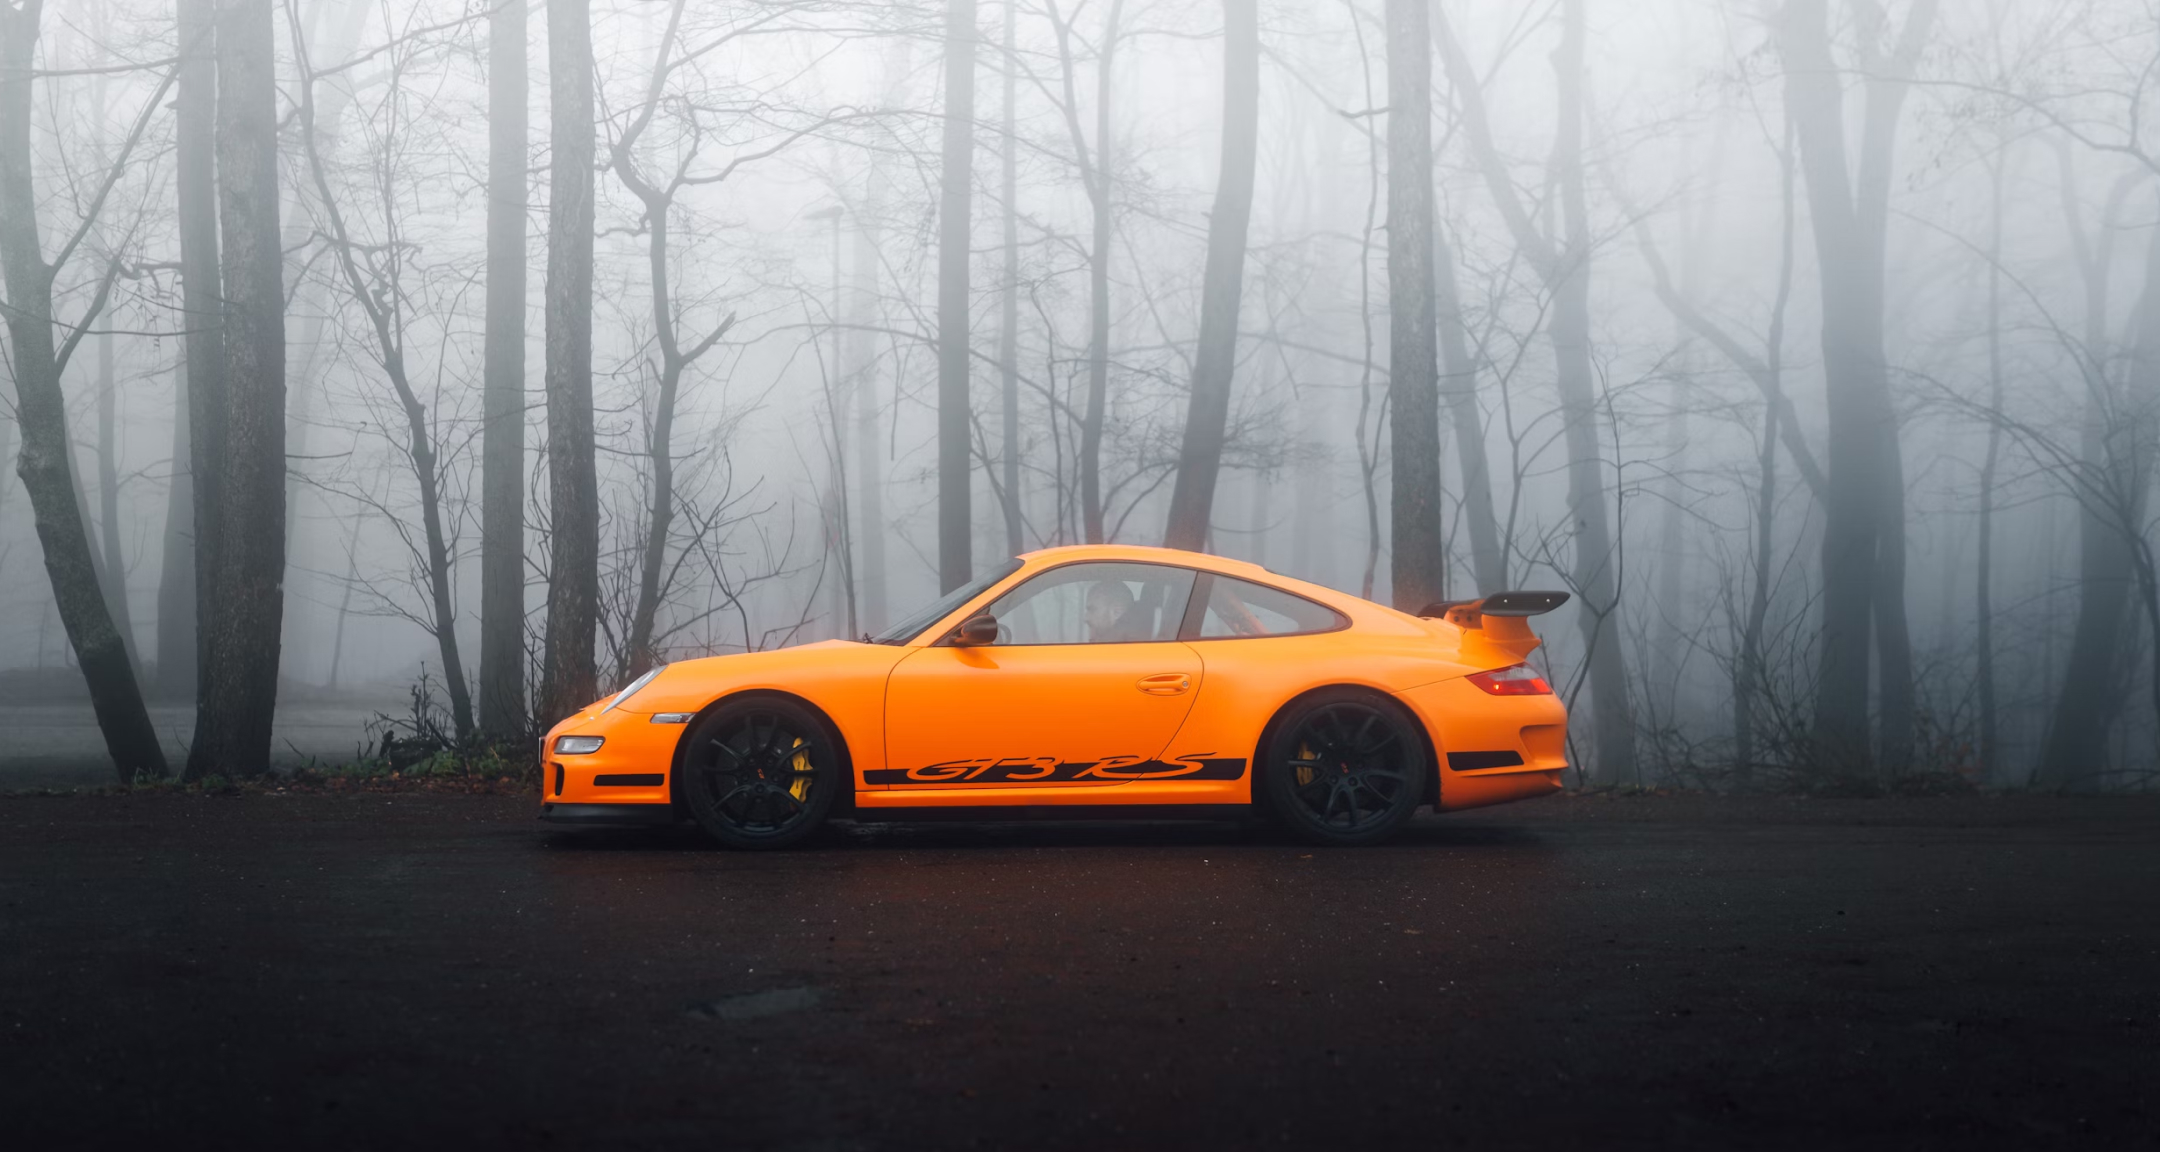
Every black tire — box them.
[1256,689,1426,846]
[677,696,843,849]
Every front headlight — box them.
[554,735,605,755]
[601,665,667,714]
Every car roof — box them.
[1010,544,1424,632]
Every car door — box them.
[877,562,1204,791]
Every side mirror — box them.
[952,613,999,647]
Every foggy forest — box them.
[2,0,2155,795]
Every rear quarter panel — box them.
[1149,627,1485,805]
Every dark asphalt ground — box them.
[1,792,2154,1151]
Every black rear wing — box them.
[1416,591,1570,663]
[1417,590,1570,626]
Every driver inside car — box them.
[1084,579,1140,642]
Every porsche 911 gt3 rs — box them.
[540,544,1570,847]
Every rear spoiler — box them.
[1417,591,1570,663]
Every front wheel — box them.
[1257,691,1426,846]
[678,697,843,849]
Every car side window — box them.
[979,563,1197,645]
[1192,575,1344,638]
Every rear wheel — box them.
[1257,690,1424,846]
[678,697,842,849]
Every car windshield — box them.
[867,558,1025,645]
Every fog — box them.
[1,0,2152,791]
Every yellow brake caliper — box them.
[1295,741,1316,787]
[788,736,813,802]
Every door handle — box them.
[1137,673,1191,696]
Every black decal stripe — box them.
[594,773,666,787]
[1447,750,1525,772]
[866,755,1246,787]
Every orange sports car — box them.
[540,545,1571,847]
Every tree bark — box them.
[1379,0,1444,608]
[155,347,195,698]
[542,0,599,717]
[1162,0,1259,554]
[0,0,168,782]
[94,331,142,674]
[188,0,286,780]
[1778,0,1934,776]
[997,0,1023,558]
[175,0,223,715]
[937,0,978,590]
[479,0,528,735]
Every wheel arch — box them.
[1249,683,1443,811]
[667,688,858,817]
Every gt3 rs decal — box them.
[864,752,1246,787]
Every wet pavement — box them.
[0,792,2153,1149]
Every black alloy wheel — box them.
[1258,690,1425,846]
[679,697,842,849]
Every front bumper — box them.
[538,802,679,826]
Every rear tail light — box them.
[1467,664,1552,696]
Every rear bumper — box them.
[538,802,679,827]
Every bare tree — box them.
[1163,0,1260,554]
[1047,0,1124,545]
[1382,0,1443,609]
[479,0,528,736]
[291,7,475,739]
[154,348,193,695]
[172,0,220,707]
[996,0,1022,558]
[1437,0,1636,781]
[1777,0,1936,775]
[92,332,141,675]
[937,0,978,589]
[1434,228,1504,593]
[0,0,169,781]
[542,0,599,718]
[189,0,287,779]
[2035,156,2150,790]
[603,0,753,677]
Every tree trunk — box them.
[849,201,889,633]
[94,331,142,674]
[1436,1,1634,780]
[176,0,224,717]
[479,0,528,735]
[1779,0,1932,778]
[2036,186,2160,791]
[188,0,287,780]
[1734,110,1800,790]
[542,0,599,717]
[0,0,168,783]
[1068,0,1123,545]
[280,0,368,567]
[1162,0,1259,554]
[997,0,1023,558]
[1549,0,1635,782]
[155,348,195,698]
[1379,0,1444,609]
[936,0,977,590]
[1434,229,1504,593]
[1974,153,2006,782]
